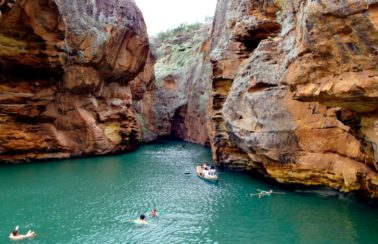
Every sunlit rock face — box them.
[136,23,212,145]
[0,0,150,162]
[208,0,378,197]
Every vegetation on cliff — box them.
[151,20,212,84]
[137,20,212,145]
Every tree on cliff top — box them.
[150,16,213,49]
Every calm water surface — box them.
[1,141,378,243]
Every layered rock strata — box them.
[208,0,378,197]
[0,0,150,162]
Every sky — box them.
[134,0,218,36]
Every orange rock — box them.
[207,0,378,197]
[0,0,151,163]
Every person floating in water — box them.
[128,214,148,225]
[150,208,158,218]
[9,226,36,240]
[251,189,284,198]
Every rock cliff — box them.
[136,23,212,145]
[0,0,150,162]
[2,0,378,198]
[208,0,378,197]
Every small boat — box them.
[197,164,218,181]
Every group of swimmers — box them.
[128,208,158,225]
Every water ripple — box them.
[0,141,378,243]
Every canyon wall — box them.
[136,23,212,145]
[2,0,378,198]
[208,0,378,197]
[0,0,150,162]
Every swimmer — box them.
[9,226,36,240]
[251,189,284,198]
[128,214,148,225]
[150,208,158,218]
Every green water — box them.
[1,141,378,244]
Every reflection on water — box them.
[0,140,378,243]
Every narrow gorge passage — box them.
[1,0,378,243]
[142,0,378,198]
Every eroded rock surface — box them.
[208,0,378,197]
[0,0,150,162]
[137,23,212,145]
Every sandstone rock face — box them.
[131,50,157,142]
[0,0,150,162]
[208,0,378,197]
[138,23,212,145]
